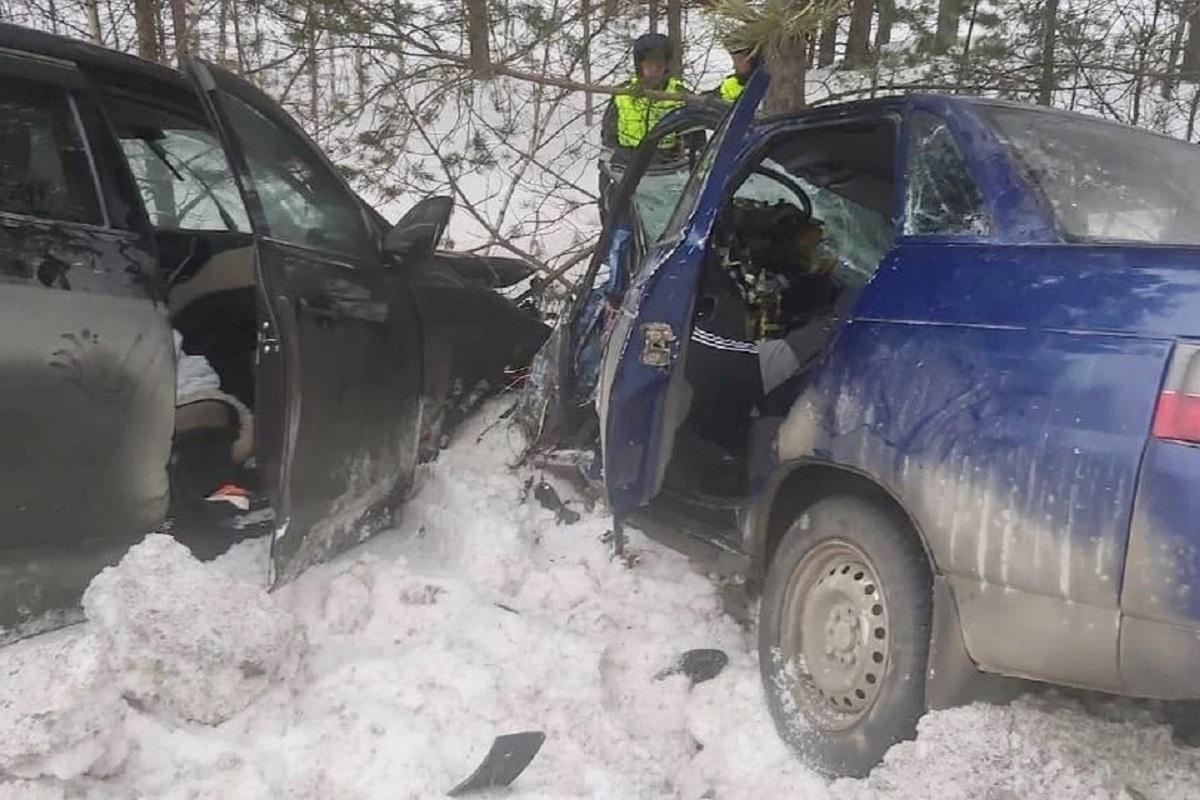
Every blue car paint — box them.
[1124,439,1200,626]
[602,68,770,516]
[599,82,1200,696]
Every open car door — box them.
[518,105,725,452]
[186,60,422,584]
[598,69,768,518]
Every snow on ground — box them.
[3,403,1200,798]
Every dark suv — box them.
[0,25,546,640]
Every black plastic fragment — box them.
[654,648,729,686]
[533,480,580,524]
[448,731,546,796]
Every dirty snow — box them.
[2,403,1199,798]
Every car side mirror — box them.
[384,196,453,260]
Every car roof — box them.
[0,22,187,89]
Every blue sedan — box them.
[520,69,1200,776]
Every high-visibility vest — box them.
[718,74,744,102]
[613,76,687,149]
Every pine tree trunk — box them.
[1038,0,1058,105]
[217,0,228,65]
[230,0,246,73]
[134,0,159,61]
[875,0,896,48]
[85,0,103,42]
[1163,13,1188,97]
[1132,0,1163,125]
[465,0,492,78]
[649,0,659,33]
[845,0,874,67]
[818,17,837,67]
[934,0,960,55]
[582,0,594,124]
[169,0,189,65]
[667,0,683,76]
[764,33,808,114]
[1183,7,1200,81]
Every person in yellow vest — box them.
[598,33,687,220]
[601,33,687,161]
[711,44,758,103]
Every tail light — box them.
[1153,343,1200,444]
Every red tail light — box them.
[1153,344,1200,444]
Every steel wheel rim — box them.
[778,538,891,732]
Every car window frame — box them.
[189,61,379,266]
[0,51,112,231]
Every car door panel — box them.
[186,60,422,584]
[599,71,768,517]
[0,57,172,634]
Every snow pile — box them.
[836,694,1200,800]
[4,404,1200,797]
[81,534,305,725]
[0,628,125,781]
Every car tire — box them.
[758,493,933,778]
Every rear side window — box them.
[905,111,990,236]
[0,77,101,225]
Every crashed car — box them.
[522,68,1200,776]
[0,24,547,640]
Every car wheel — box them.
[758,493,933,778]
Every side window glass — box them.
[119,129,251,232]
[222,94,370,259]
[0,77,101,225]
[905,111,990,236]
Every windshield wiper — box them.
[137,135,240,232]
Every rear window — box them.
[0,77,101,225]
[983,106,1200,245]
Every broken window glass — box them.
[905,112,990,236]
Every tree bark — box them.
[1038,0,1058,105]
[217,0,228,65]
[169,0,189,65]
[1132,0,1163,124]
[763,33,808,114]
[1164,11,1188,97]
[85,0,103,43]
[845,0,874,67]
[465,0,492,78]
[818,17,837,67]
[582,0,594,124]
[667,0,683,76]
[649,0,659,34]
[1184,5,1200,81]
[934,0,960,55]
[134,0,159,61]
[875,0,896,48]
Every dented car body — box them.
[523,68,1200,771]
[0,25,546,639]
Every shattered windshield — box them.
[982,105,1200,245]
[632,168,692,243]
[736,160,894,286]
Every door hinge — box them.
[640,322,676,368]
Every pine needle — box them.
[705,0,850,57]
